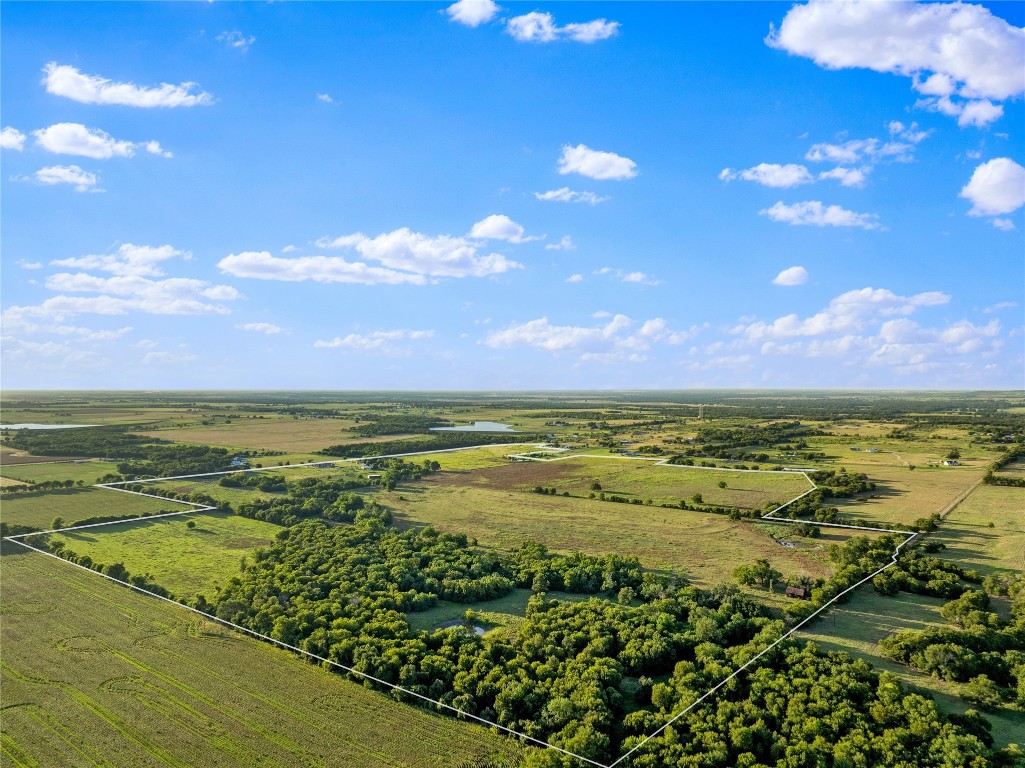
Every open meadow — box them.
[0,459,120,485]
[932,484,1025,576]
[0,547,525,768]
[1,487,181,531]
[47,510,283,599]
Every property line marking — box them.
[2,444,922,768]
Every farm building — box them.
[785,586,809,600]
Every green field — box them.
[49,511,283,600]
[829,464,984,526]
[796,589,1025,748]
[0,548,525,767]
[932,484,1025,575]
[385,486,851,590]
[1,487,180,531]
[405,587,604,635]
[0,459,120,485]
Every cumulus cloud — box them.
[506,11,619,43]
[719,163,814,188]
[760,200,880,229]
[33,123,171,159]
[237,322,282,334]
[51,243,189,277]
[217,30,255,51]
[565,273,584,283]
[445,0,500,27]
[16,260,43,270]
[32,165,100,192]
[992,218,1015,231]
[817,166,870,188]
[772,266,809,286]
[143,350,199,365]
[805,137,914,164]
[485,313,699,361]
[959,157,1025,216]
[44,272,239,306]
[468,214,537,243]
[734,287,950,341]
[42,62,214,107]
[767,1,1024,127]
[1,126,26,151]
[594,267,660,286]
[534,187,609,204]
[558,144,637,180]
[314,329,434,354]
[316,93,334,103]
[546,236,575,251]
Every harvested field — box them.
[932,484,1025,575]
[0,547,525,767]
[1,487,180,531]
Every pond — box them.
[1,424,100,430]
[431,421,515,432]
[435,619,487,635]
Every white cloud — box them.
[32,165,99,192]
[16,260,43,270]
[805,138,914,164]
[281,245,300,253]
[314,329,434,354]
[445,0,500,27]
[316,93,334,103]
[992,218,1015,231]
[1,126,26,151]
[565,273,584,283]
[956,99,1004,128]
[760,200,880,229]
[485,313,698,361]
[817,166,869,188]
[558,144,637,180]
[32,123,171,160]
[546,236,575,251]
[719,163,814,188]
[45,272,240,306]
[468,214,537,243]
[960,158,1025,216]
[42,62,214,108]
[313,227,522,278]
[735,287,950,341]
[237,322,282,334]
[767,1,1024,128]
[219,251,426,285]
[772,266,809,286]
[562,19,620,43]
[217,30,255,51]
[507,12,619,43]
[888,120,930,143]
[594,267,660,286]
[51,243,189,277]
[534,187,609,204]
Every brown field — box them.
[0,476,29,488]
[139,419,414,453]
[932,484,1025,576]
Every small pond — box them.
[435,620,487,635]
[431,421,515,432]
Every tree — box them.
[946,448,961,460]
[962,674,1003,711]
[692,493,703,504]
[718,480,727,489]
[186,520,197,529]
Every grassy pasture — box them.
[139,417,362,453]
[0,459,120,485]
[49,511,282,599]
[433,457,812,510]
[931,484,1025,576]
[386,484,847,589]
[827,464,985,526]
[405,588,601,635]
[0,548,525,767]
[0,487,179,531]
[796,589,1025,748]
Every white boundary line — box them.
[1,445,920,767]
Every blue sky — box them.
[2,1,1023,390]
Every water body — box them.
[431,421,515,432]
[1,423,100,430]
